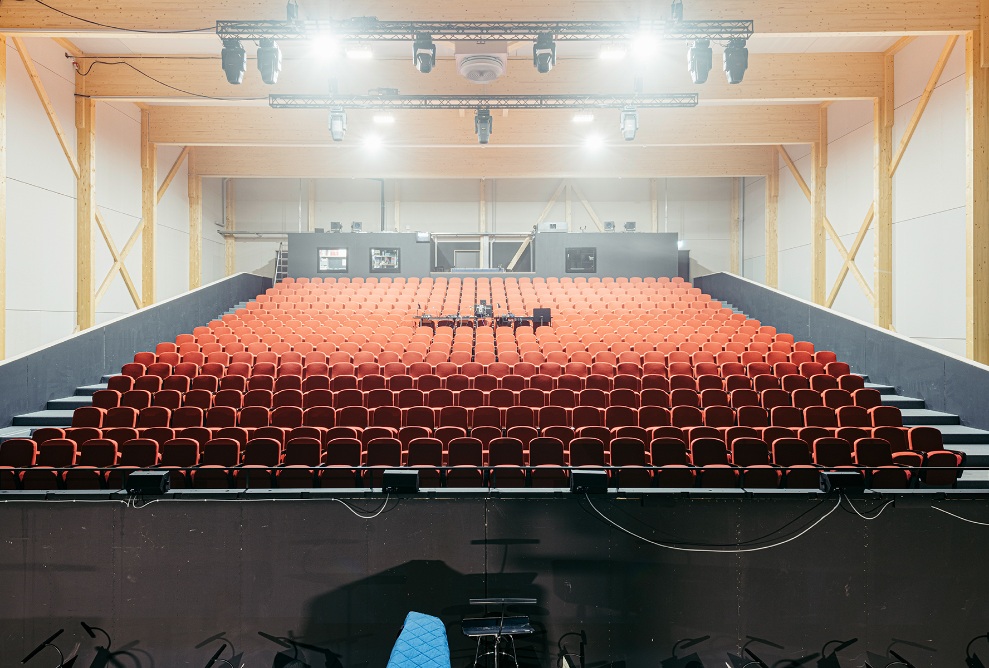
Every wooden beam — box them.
[0,36,6,359]
[890,36,960,176]
[157,145,189,204]
[506,236,533,271]
[730,178,740,274]
[188,150,202,290]
[534,181,566,227]
[394,181,401,232]
[983,0,989,67]
[224,179,236,276]
[826,203,875,308]
[810,141,827,306]
[93,214,142,308]
[195,145,775,179]
[570,182,605,232]
[2,1,979,35]
[875,53,895,329]
[765,149,779,289]
[51,37,83,58]
[885,36,917,57]
[147,105,822,148]
[81,53,885,105]
[141,109,157,307]
[967,30,989,363]
[12,37,78,176]
[76,95,96,330]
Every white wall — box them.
[741,36,967,357]
[227,176,734,276]
[4,38,206,359]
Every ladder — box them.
[274,242,289,284]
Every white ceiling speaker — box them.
[456,54,508,83]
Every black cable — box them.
[74,60,267,102]
[33,0,214,34]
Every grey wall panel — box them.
[288,232,433,278]
[0,496,987,668]
[696,272,989,430]
[0,273,271,428]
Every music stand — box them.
[461,598,536,668]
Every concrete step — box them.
[46,396,92,411]
[865,382,897,395]
[12,410,74,427]
[956,469,989,488]
[936,424,989,445]
[882,395,926,409]
[75,383,108,396]
[953,444,989,467]
[900,409,960,426]
[0,426,34,442]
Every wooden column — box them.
[479,179,487,233]
[875,52,895,329]
[729,177,741,274]
[224,179,236,276]
[968,30,989,362]
[650,179,659,233]
[394,181,401,231]
[141,109,156,307]
[810,141,827,305]
[0,36,6,358]
[75,95,96,330]
[188,150,202,290]
[765,150,780,289]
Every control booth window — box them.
[566,247,597,273]
[317,248,348,273]
[370,248,400,273]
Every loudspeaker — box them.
[382,469,419,493]
[532,308,552,326]
[819,470,865,493]
[571,470,608,494]
[126,470,170,495]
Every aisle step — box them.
[12,410,74,427]
[899,409,960,426]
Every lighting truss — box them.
[216,18,754,43]
[269,93,699,110]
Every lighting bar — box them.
[269,93,698,110]
[216,18,754,43]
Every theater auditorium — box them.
[1,1,988,667]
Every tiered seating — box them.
[0,276,963,490]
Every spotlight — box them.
[351,221,363,233]
[220,39,247,85]
[724,38,749,84]
[585,134,604,150]
[624,221,636,232]
[603,221,615,232]
[631,32,659,60]
[475,109,493,144]
[966,632,989,668]
[677,239,685,249]
[311,34,339,62]
[257,38,282,85]
[688,39,713,84]
[818,638,858,668]
[572,111,595,124]
[328,108,347,141]
[413,33,436,73]
[286,0,299,21]
[661,635,710,668]
[363,134,383,150]
[599,44,628,61]
[620,107,638,141]
[346,45,373,60]
[373,113,395,125]
[330,221,343,232]
[534,33,557,74]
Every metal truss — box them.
[216,18,754,43]
[268,93,699,110]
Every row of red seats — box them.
[277,275,688,285]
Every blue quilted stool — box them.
[386,611,452,668]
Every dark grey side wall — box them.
[0,495,986,668]
[288,232,679,279]
[0,273,271,428]
[695,272,989,431]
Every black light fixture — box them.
[818,638,858,668]
[966,633,989,668]
[728,636,785,668]
[624,221,637,232]
[661,635,710,668]
[382,468,419,493]
[688,39,713,84]
[619,106,639,141]
[328,108,347,141]
[534,33,557,74]
[20,629,76,667]
[723,38,749,84]
[286,0,299,21]
[475,109,493,144]
[220,39,247,85]
[603,221,616,232]
[413,33,436,73]
[81,621,114,668]
[257,38,283,84]
[558,631,587,668]
[570,469,608,493]
[351,221,363,233]
[329,221,343,232]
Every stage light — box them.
[413,33,436,73]
[818,638,858,668]
[373,113,396,125]
[585,134,604,150]
[572,111,595,124]
[257,38,282,84]
[220,39,247,85]
[328,108,347,141]
[600,43,628,60]
[363,134,383,150]
[620,107,639,141]
[352,221,363,233]
[475,109,493,144]
[286,0,299,21]
[966,633,989,668]
[724,38,749,84]
[678,239,685,249]
[688,39,713,84]
[311,34,339,62]
[346,45,373,60]
[631,32,659,60]
[661,635,710,668]
[624,221,636,232]
[534,33,557,73]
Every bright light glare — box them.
[572,111,595,124]
[599,44,627,60]
[631,33,659,59]
[364,134,383,150]
[373,113,396,125]
[311,35,339,61]
[585,134,605,150]
[346,46,374,60]
[677,239,685,249]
